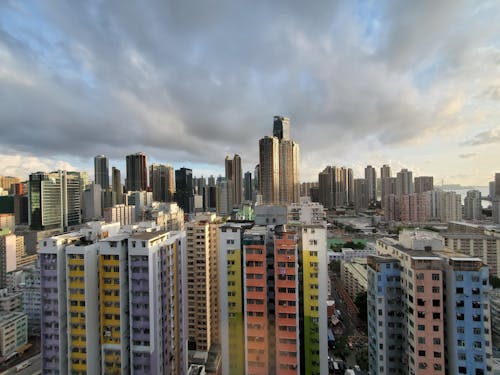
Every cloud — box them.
[458,153,477,159]
[0,1,499,183]
[462,127,500,146]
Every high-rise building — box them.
[279,139,300,205]
[273,115,290,140]
[125,152,147,192]
[185,214,220,354]
[354,178,368,211]
[94,155,109,190]
[225,155,242,208]
[381,177,397,209]
[444,221,500,277]
[495,173,500,197]
[244,171,252,201]
[259,136,280,204]
[368,230,492,375]
[29,170,82,231]
[0,176,21,193]
[259,117,300,205]
[203,185,217,212]
[380,164,391,179]
[0,232,20,289]
[383,194,400,221]
[464,190,482,220]
[111,167,122,205]
[254,164,260,193]
[149,164,175,203]
[216,178,230,216]
[175,167,193,214]
[414,176,434,193]
[219,213,328,375]
[318,166,350,208]
[82,183,102,221]
[396,169,414,197]
[40,224,188,375]
[365,165,377,204]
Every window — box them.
[432,286,440,293]
[432,273,440,281]
[417,286,424,293]
[418,350,426,357]
[433,338,441,345]
[432,299,440,307]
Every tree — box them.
[329,260,341,274]
[490,276,500,288]
[333,335,350,360]
[355,347,369,371]
[354,291,368,323]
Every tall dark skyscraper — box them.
[94,155,109,190]
[272,115,290,140]
[111,167,122,205]
[125,152,147,192]
[244,171,252,201]
[175,167,193,213]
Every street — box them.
[0,354,41,375]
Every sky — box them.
[1,0,499,185]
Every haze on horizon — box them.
[0,0,499,185]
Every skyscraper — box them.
[225,154,242,208]
[149,164,175,202]
[125,152,147,192]
[40,224,188,375]
[369,230,492,374]
[186,215,220,353]
[29,170,82,231]
[414,176,434,193]
[319,166,351,208]
[259,136,280,204]
[380,164,391,179]
[273,115,290,140]
[219,210,328,375]
[396,168,414,197]
[365,165,377,204]
[259,116,300,205]
[354,178,368,211]
[279,139,300,204]
[464,190,482,220]
[244,171,252,201]
[112,166,122,205]
[175,167,193,214]
[94,155,109,190]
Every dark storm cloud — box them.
[0,0,499,172]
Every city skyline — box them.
[1,2,500,185]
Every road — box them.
[0,354,41,375]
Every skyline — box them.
[1,1,500,184]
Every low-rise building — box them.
[0,312,28,358]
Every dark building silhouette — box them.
[175,168,194,213]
